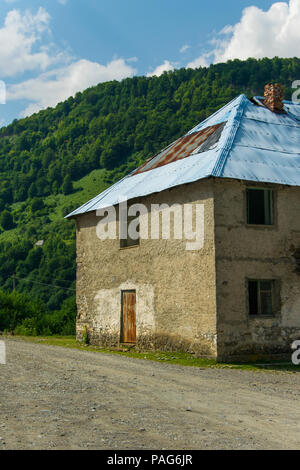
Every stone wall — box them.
[75,179,217,356]
[214,178,300,361]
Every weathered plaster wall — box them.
[76,179,217,355]
[214,178,300,360]
[91,282,155,346]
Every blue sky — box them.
[0,0,298,125]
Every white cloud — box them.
[7,58,137,116]
[127,56,138,63]
[188,0,300,67]
[179,44,190,54]
[187,53,211,69]
[147,60,175,77]
[0,7,66,77]
[58,0,68,5]
[0,7,136,117]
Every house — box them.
[66,84,300,361]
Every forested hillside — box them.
[0,56,300,334]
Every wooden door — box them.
[121,291,136,343]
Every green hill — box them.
[1,56,300,334]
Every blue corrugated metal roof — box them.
[66,94,300,218]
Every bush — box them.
[0,289,45,332]
[14,318,37,336]
[0,289,76,336]
[82,326,89,345]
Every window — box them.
[248,280,275,316]
[247,188,274,225]
[120,214,140,248]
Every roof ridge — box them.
[242,115,300,128]
[186,94,243,135]
[212,94,248,177]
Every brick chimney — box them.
[264,83,285,112]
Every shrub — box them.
[82,326,89,345]
[14,318,37,336]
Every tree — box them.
[0,210,14,230]
[100,140,130,170]
[62,175,73,195]
[42,148,55,168]
[28,182,38,198]
[16,134,30,152]
[24,247,43,271]
[31,197,44,212]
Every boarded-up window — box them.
[247,188,274,225]
[248,280,276,316]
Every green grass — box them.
[6,335,300,373]
[47,169,108,221]
[0,168,108,244]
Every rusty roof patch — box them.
[133,122,226,175]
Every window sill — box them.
[119,244,140,251]
[249,315,277,319]
[246,224,276,229]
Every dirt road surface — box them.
[0,338,300,450]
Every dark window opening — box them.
[120,214,140,249]
[248,280,275,316]
[247,188,274,225]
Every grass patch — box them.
[0,168,108,243]
[5,335,300,373]
[48,169,108,221]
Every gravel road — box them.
[0,338,300,450]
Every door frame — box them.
[120,290,137,344]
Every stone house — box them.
[67,84,300,361]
